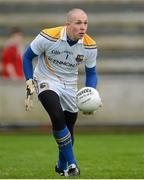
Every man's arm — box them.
[23,46,37,80]
[23,46,37,111]
[85,66,97,88]
[82,66,99,115]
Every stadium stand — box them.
[0,0,144,73]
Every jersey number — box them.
[65,54,69,59]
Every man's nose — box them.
[80,24,86,30]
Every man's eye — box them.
[76,22,81,24]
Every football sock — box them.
[58,135,74,170]
[53,126,76,167]
[58,151,67,171]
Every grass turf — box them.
[0,133,144,178]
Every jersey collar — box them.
[60,26,83,44]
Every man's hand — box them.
[25,79,35,111]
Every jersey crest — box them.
[76,55,84,62]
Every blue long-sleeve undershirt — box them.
[23,46,37,80]
[85,66,98,88]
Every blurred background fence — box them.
[0,0,144,130]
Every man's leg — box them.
[38,90,78,175]
[57,111,78,170]
[64,110,78,145]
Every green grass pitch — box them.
[0,133,144,178]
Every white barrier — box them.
[0,75,144,125]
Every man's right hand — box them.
[25,79,35,111]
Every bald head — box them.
[66,8,88,24]
[66,9,88,40]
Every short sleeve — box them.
[85,48,97,68]
[30,33,52,55]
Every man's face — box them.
[66,12,88,40]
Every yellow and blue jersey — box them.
[30,26,97,87]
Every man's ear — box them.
[65,22,70,26]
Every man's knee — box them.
[38,90,65,130]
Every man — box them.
[23,8,98,176]
[2,27,24,80]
